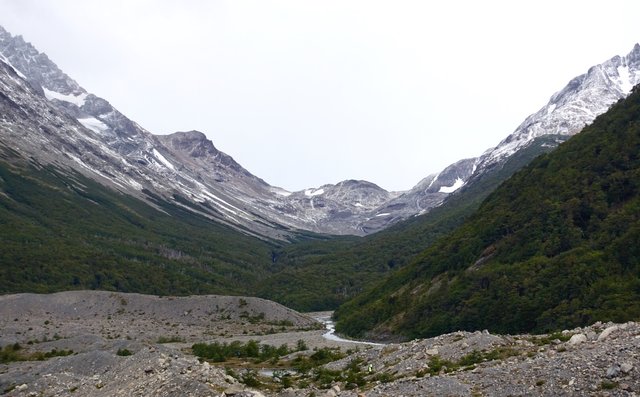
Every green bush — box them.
[116,348,133,356]
[156,336,185,344]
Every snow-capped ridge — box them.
[3,24,636,238]
[475,43,640,174]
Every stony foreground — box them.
[0,292,638,396]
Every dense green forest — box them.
[0,146,278,296]
[0,130,559,310]
[335,86,640,340]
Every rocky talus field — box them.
[0,292,638,396]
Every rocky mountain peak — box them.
[0,27,83,96]
[156,130,250,179]
[161,130,218,158]
[336,179,384,191]
[629,42,640,59]
[474,43,640,175]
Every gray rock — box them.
[598,325,619,341]
[606,365,621,378]
[15,384,28,391]
[568,333,587,345]
[621,362,634,374]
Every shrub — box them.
[116,348,133,356]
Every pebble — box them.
[621,362,634,374]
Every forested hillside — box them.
[335,85,640,340]
[0,147,278,295]
[256,134,564,311]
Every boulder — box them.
[568,333,587,345]
[597,326,619,341]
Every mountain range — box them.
[0,25,471,237]
[1,24,640,329]
[3,24,637,238]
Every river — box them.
[313,313,384,346]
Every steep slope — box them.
[335,84,640,340]
[474,43,640,176]
[0,26,298,240]
[0,148,279,295]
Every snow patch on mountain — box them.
[78,117,109,133]
[617,64,632,94]
[43,87,87,106]
[305,188,325,197]
[152,148,175,171]
[270,187,292,197]
[0,52,26,80]
[439,177,465,193]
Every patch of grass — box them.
[0,344,22,363]
[531,332,572,346]
[240,370,261,388]
[156,336,185,343]
[32,348,74,360]
[1,344,74,363]
[427,355,456,375]
[296,339,308,351]
[428,347,520,375]
[192,340,292,363]
[373,372,395,383]
[116,348,133,356]
[291,347,345,374]
[312,367,343,389]
[601,380,618,390]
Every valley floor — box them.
[0,292,638,396]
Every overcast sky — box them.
[2,1,640,191]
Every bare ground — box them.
[1,291,639,397]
